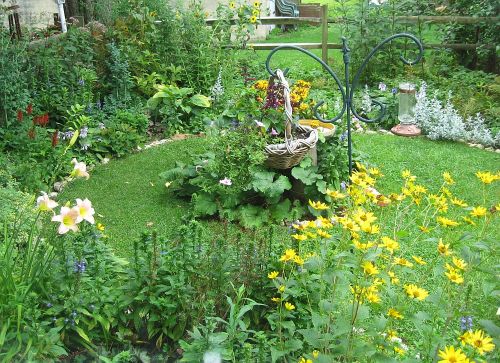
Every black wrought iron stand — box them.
[265,34,424,176]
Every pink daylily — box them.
[52,206,82,234]
[71,158,90,179]
[75,198,95,224]
[36,192,58,212]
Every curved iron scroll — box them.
[265,33,424,175]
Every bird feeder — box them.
[391,82,421,136]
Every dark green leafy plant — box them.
[148,84,211,135]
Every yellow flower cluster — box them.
[270,165,497,360]
[290,80,311,104]
[289,216,334,242]
[350,280,383,304]
[253,79,268,91]
[403,284,429,301]
[459,329,495,355]
[475,171,500,184]
[279,248,304,265]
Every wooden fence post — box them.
[321,4,328,65]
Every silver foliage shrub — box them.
[415,82,497,147]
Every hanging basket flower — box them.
[264,70,318,169]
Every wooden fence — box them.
[206,4,499,66]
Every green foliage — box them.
[441,0,498,72]
[148,84,211,135]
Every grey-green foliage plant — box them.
[106,42,134,102]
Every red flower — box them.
[26,103,33,115]
[28,128,36,139]
[17,110,23,122]
[51,130,59,147]
[33,114,49,126]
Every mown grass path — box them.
[61,134,499,256]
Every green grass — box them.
[61,134,499,257]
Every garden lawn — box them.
[61,133,499,257]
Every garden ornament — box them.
[265,33,424,175]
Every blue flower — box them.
[80,126,88,138]
[74,260,87,274]
[460,316,473,331]
[340,181,347,190]
[391,87,398,95]
[78,79,85,86]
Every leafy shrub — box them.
[182,166,500,362]
[147,84,211,135]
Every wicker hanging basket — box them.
[264,70,318,169]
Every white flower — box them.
[378,82,387,91]
[36,192,58,212]
[71,158,90,179]
[219,177,232,186]
[75,198,95,224]
[254,120,265,128]
[52,206,82,234]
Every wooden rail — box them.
[327,15,500,25]
[205,16,321,26]
[248,42,495,51]
[203,8,499,65]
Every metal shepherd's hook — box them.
[265,33,424,177]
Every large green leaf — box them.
[269,199,292,221]
[193,193,217,216]
[291,164,323,186]
[251,171,292,199]
[238,204,269,228]
[190,94,211,108]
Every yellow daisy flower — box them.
[470,206,487,217]
[387,308,404,319]
[284,302,295,311]
[268,271,279,279]
[404,284,429,301]
[437,346,468,363]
